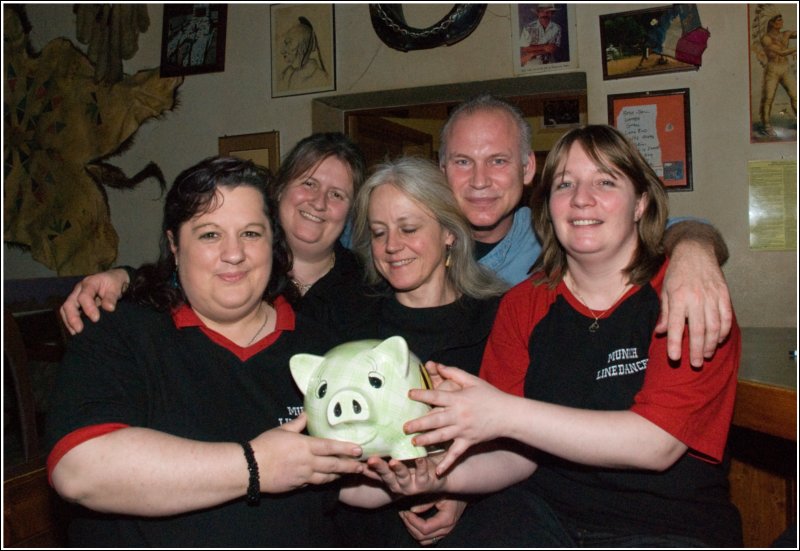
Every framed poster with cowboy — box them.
[511,3,577,75]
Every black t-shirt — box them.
[329,293,502,547]
[46,301,341,547]
[293,243,385,333]
[519,285,741,547]
[366,294,501,375]
[473,239,500,261]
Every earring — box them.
[445,244,452,269]
[171,265,180,289]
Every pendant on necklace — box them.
[588,320,600,333]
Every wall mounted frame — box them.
[160,4,227,77]
[608,88,693,191]
[218,131,280,175]
[599,6,701,81]
[511,3,578,75]
[271,3,336,98]
[748,4,797,142]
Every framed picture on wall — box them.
[511,3,578,75]
[160,4,227,77]
[608,88,693,191]
[748,4,797,143]
[599,6,708,81]
[219,131,281,175]
[271,4,336,98]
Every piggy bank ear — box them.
[372,336,410,377]
[290,353,325,395]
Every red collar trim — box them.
[171,295,295,361]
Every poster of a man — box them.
[520,4,562,65]
[749,4,797,142]
[511,4,576,74]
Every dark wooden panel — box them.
[728,426,796,548]
[3,466,70,547]
[733,380,796,440]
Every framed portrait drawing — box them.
[748,4,797,143]
[608,89,693,191]
[511,3,577,75]
[599,6,708,81]
[160,4,227,77]
[219,131,281,175]
[271,4,336,98]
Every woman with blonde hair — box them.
[337,157,508,546]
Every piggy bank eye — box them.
[368,372,384,389]
[316,381,328,399]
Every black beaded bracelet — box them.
[240,441,260,506]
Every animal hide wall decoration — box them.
[74,4,151,84]
[3,6,183,275]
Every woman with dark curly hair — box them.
[46,156,363,547]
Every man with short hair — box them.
[438,94,731,367]
[402,93,734,545]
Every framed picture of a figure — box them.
[511,3,578,75]
[160,4,227,77]
[748,4,797,142]
[599,5,708,81]
[271,4,336,98]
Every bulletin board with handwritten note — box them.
[608,88,692,191]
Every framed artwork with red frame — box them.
[608,88,693,191]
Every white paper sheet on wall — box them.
[748,160,797,251]
[616,105,664,177]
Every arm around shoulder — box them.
[663,220,728,266]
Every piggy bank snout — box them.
[327,389,371,426]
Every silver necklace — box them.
[247,304,270,346]
[291,280,314,295]
[567,275,630,333]
[291,252,335,296]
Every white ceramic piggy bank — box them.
[290,336,432,460]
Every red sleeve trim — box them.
[47,423,129,485]
[480,277,558,396]
[631,267,740,464]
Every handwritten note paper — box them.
[616,105,663,177]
